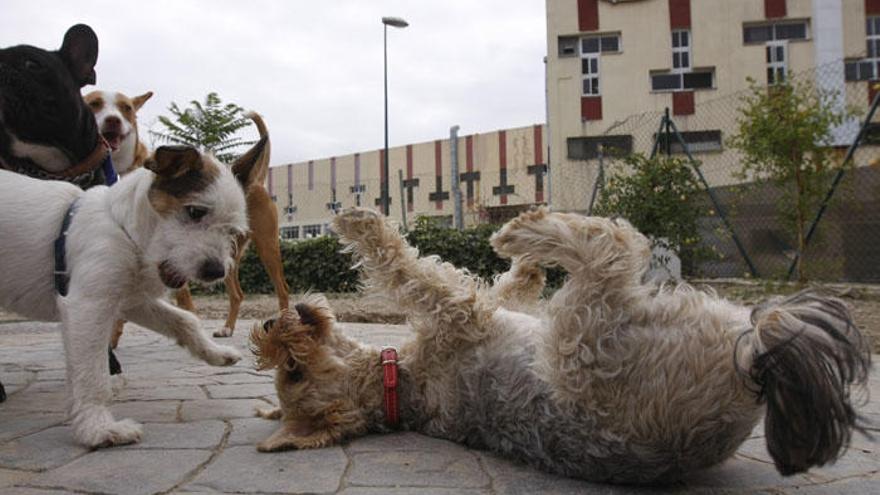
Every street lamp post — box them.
[382,16,408,216]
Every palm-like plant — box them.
[150,92,255,163]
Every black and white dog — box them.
[0,24,113,188]
[0,25,120,404]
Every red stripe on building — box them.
[581,96,602,121]
[330,157,336,191]
[379,150,385,182]
[267,167,273,197]
[673,91,695,115]
[868,0,880,15]
[765,0,787,18]
[307,161,314,190]
[434,140,443,210]
[499,131,508,205]
[533,125,544,203]
[406,145,414,212]
[466,135,475,207]
[577,0,599,32]
[668,0,691,29]
[286,164,292,196]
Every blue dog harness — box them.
[53,152,116,296]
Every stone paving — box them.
[0,318,877,495]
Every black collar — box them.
[54,198,81,297]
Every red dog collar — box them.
[381,347,399,427]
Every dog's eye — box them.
[23,59,42,72]
[287,368,304,383]
[185,206,209,221]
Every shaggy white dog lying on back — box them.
[252,207,871,484]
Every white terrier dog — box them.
[0,135,267,448]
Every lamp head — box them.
[382,16,409,28]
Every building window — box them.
[577,33,620,96]
[582,54,600,95]
[280,226,299,240]
[303,224,322,239]
[558,36,578,57]
[672,30,691,72]
[650,69,714,92]
[655,130,723,154]
[743,20,809,44]
[567,135,633,160]
[848,17,880,82]
[766,41,787,84]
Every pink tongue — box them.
[105,135,122,151]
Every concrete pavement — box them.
[0,319,877,495]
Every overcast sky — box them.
[1,1,547,166]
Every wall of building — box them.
[545,0,878,212]
[266,124,548,238]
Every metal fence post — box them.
[665,117,760,277]
[398,169,408,230]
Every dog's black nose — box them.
[262,319,276,332]
[198,259,225,281]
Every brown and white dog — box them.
[83,90,153,174]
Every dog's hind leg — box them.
[175,285,197,312]
[124,299,242,366]
[248,186,290,313]
[333,208,491,343]
[215,263,244,338]
[491,207,653,404]
[216,235,248,338]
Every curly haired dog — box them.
[251,207,871,484]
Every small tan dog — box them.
[83,90,153,174]
[85,90,153,349]
[251,207,870,484]
[175,113,289,338]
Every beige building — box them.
[267,0,879,239]
[546,0,879,212]
[266,124,548,239]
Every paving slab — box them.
[185,445,347,493]
[0,319,876,495]
[27,448,212,495]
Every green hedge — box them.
[217,216,564,295]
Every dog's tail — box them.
[739,290,871,476]
[243,111,271,186]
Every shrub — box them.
[219,215,567,296]
[594,153,706,274]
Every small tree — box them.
[594,153,705,274]
[150,92,255,163]
[729,78,854,282]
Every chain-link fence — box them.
[567,58,880,283]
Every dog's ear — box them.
[59,24,98,87]
[146,146,203,178]
[294,295,335,343]
[132,91,154,111]
[231,136,268,188]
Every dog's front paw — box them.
[213,326,234,338]
[255,405,283,420]
[203,344,242,366]
[76,417,143,448]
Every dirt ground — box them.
[1,280,878,352]
[188,279,880,353]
